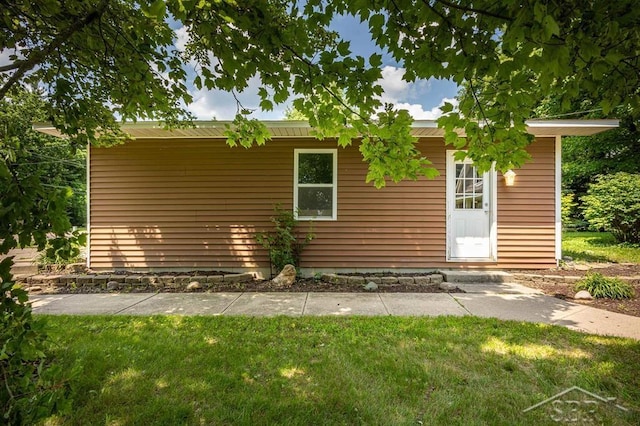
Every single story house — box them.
[38,119,618,276]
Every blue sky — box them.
[181,14,459,120]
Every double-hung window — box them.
[294,149,337,220]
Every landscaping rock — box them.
[439,282,458,291]
[174,275,192,285]
[207,275,224,284]
[125,275,142,285]
[75,274,94,286]
[140,275,158,285]
[574,290,593,300]
[28,286,43,293]
[364,281,378,291]
[430,274,444,284]
[272,264,296,287]
[186,281,202,291]
[65,263,87,273]
[321,273,348,285]
[398,276,415,285]
[381,276,398,284]
[414,277,430,285]
[348,276,366,285]
[93,275,110,286]
[224,273,254,284]
[109,275,126,283]
[364,276,382,284]
[107,281,120,291]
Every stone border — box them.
[320,273,444,285]
[19,272,446,293]
[512,273,640,285]
[21,272,255,293]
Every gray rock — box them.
[321,273,348,285]
[364,276,382,284]
[398,276,415,285]
[106,281,120,291]
[186,281,202,291]
[430,274,444,284]
[28,286,43,293]
[65,263,87,273]
[574,290,593,300]
[414,277,430,285]
[562,256,573,262]
[439,282,458,291]
[380,276,398,284]
[364,282,379,291]
[347,276,366,284]
[224,273,254,284]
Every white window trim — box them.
[294,148,338,221]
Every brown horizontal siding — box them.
[89,136,557,270]
[496,137,556,268]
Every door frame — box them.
[445,150,498,262]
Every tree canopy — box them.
[1,0,638,186]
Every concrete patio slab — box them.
[118,293,240,316]
[304,293,388,316]
[456,282,544,295]
[223,293,307,316]
[380,293,468,316]
[30,293,154,315]
[552,305,640,340]
[452,293,580,324]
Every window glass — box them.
[297,187,333,217]
[454,163,483,210]
[298,153,333,184]
[295,150,336,220]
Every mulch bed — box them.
[516,263,640,318]
[201,278,462,293]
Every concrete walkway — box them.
[30,282,640,340]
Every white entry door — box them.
[446,152,496,261]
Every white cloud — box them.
[174,26,190,52]
[375,65,457,120]
[183,63,457,121]
[393,97,459,120]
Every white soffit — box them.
[33,119,619,139]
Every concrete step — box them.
[440,270,511,283]
[11,262,38,275]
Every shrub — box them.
[581,173,640,244]
[37,230,86,270]
[1,258,72,424]
[255,205,315,275]
[574,272,635,299]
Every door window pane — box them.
[454,163,484,210]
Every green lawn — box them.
[563,232,640,264]
[41,315,640,425]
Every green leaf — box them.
[542,15,560,39]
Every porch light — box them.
[503,169,517,186]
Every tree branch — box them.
[0,0,110,100]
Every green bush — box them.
[38,230,86,269]
[582,173,640,243]
[574,272,635,299]
[255,205,315,275]
[1,259,72,424]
